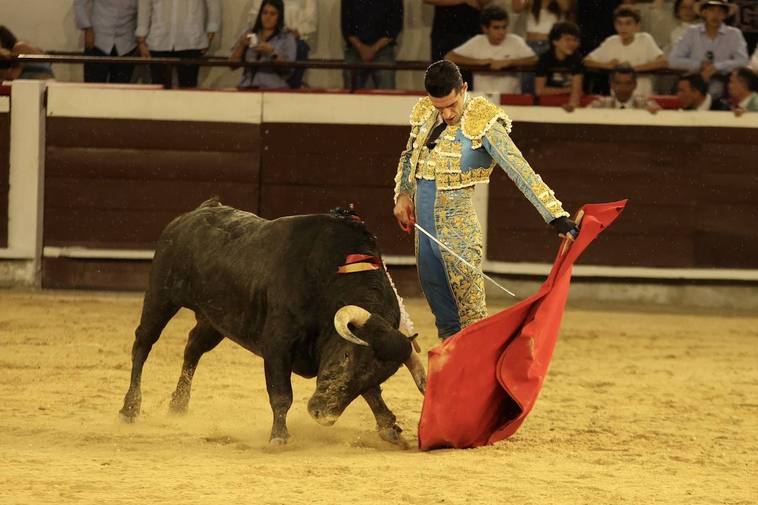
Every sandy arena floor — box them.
[1,290,756,505]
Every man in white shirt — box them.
[136,0,222,88]
[249,0,317,88]
[75,0,139,83]
[444,6,536,94]
[728,68,758,115]
[588,66,660,113]
[584,5,666,97]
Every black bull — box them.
[119,199,426,446]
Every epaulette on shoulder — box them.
[461,96,512,147]
[410,96,435,126]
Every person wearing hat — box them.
[669,0,748,100]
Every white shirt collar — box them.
[739,93,756,109]
[696,94,713,111]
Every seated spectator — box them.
[341,0,403,90]
[676,72,729,110]
[584,6,666,98]
[511,0,576,93]
[136,0,221,89]
[231,0,296,89]
[669,0,748,100]
[588,65,660,112]
[0,25,54,80]
[249,0,317,89]
[535,21,583,111]
[426,0,491,90]
[728,68,758,115]
[750,47,758,72]
[74,0,139,83]
[445,6,537,95]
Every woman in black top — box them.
[535,21,583,110]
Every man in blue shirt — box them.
[669,0,748,99]
[75,0,139,83]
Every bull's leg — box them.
[263,354,294,445]
[362,387,408,448]
[169,315,224,415]
[119,295,179,421]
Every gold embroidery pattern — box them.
[434,188,487,328]
[461,96,512,150]
[393,130,416,202]
[410,96,435,126]
[484,120,569,221]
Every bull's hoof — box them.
[168,399,188,415]
[118,407,139,423]
[269,436,288,446]
[378,424,409,449]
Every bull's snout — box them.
[307,397,339,426]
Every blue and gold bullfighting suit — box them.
[394,94,569,339]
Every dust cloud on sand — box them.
[1,290,756,504]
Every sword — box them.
[413,223,517,298]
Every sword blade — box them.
[414,223,516,298]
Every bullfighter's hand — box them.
[550,216,579,241]
[393,195,416,233]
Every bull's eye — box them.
[344,352,350,361]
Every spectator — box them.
[669,0,748,100]
[0,25,54,80]
[341,0,403,90]
[445,6,537,94]
[74,0,139,83]
[588,65,660,112]
[136,0,221,88]
[676,72,729,110]
[512,0,575,93]
[535,21,583,110]
[750,46,758,72]
[231,0,296,89]
[728,67,758,114]
[584,6,666,97]
[425,0,492,89]
[249,0,317,89]
[512,1,575,54]
[669,0,699,50]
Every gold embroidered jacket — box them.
[393,95,569,223]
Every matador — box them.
[393,60,578,339]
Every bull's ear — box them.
[353,316,412,363]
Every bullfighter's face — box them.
[430,82,468,125]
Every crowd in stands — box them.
[1,0,757,114]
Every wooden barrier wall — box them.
[2,85,754,289]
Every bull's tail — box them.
[199,196,222,208]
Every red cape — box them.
[418,201,627,450]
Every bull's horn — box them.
[334,305,371,347]
[404,351,427,395]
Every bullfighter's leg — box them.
[119,294,179,421]
[169,314,224,414]
[263,354,294,445]
[415,179,462,339]
[362,386,408,448]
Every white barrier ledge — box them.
[46,83,263,124]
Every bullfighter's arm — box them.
[482,119,569,223]
[393,129,416,203]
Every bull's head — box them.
[307,305,427,426]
